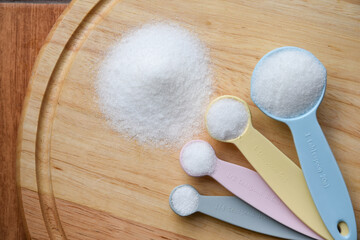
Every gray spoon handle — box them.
[198,196,313,240]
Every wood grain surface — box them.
[0,3,67,239]
[16,0,360,239]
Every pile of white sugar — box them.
[180,141,217,177]
[97,22,212,147]
[251,47,326,118]
[170,185,199,216]
[206,98,249,141]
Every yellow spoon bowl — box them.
[205,95,333,240]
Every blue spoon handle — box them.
[198,196,313,240]
[287,112,356,240]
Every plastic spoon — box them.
[205,95,332,240]
[180,140,322,240]
[251,46,356,240]
[169,184,314,240]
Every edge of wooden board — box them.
[15,0,76,237]
[16,0,114,238]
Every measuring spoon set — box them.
[169,47,356,240]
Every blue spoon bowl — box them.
[251,46,357,240]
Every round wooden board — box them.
[17,0,360,239]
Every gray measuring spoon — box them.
[251,46,356,240]
[169,184,314,240]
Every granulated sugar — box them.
[206,98,249,141]
[251,47,326,118]
[180,141,217,177]
[170,185,199,216]
[97,22,212,147]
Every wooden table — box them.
[0,3,67,239]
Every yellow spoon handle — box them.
[234,125,333,240]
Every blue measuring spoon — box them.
[169,185,314,240]
[251,46,356,240]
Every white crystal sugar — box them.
[206,98,249,141]
[97,22,212,147]
[180,141,217,177]
[170,185,199,216]
[251,48,326,118]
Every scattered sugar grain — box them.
[251,48,326,118]
[206,98,249,141]
[181,141,217,176]
[170,185,199,216]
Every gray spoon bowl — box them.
[169,184,314,240]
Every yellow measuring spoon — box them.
[205,95,333,240]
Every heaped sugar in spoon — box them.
[180,140,322,240]
[169,185,314,240]
[205,95,332,240]
[251,47,356,240]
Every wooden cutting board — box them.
[17,0,360,239]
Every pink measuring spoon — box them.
[180,140,322,240]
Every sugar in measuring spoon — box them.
[180,140,322,240]
[169,184,314,240]
[251,47,356,240]
[205,95,332,240]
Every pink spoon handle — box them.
[211,159,322,240]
